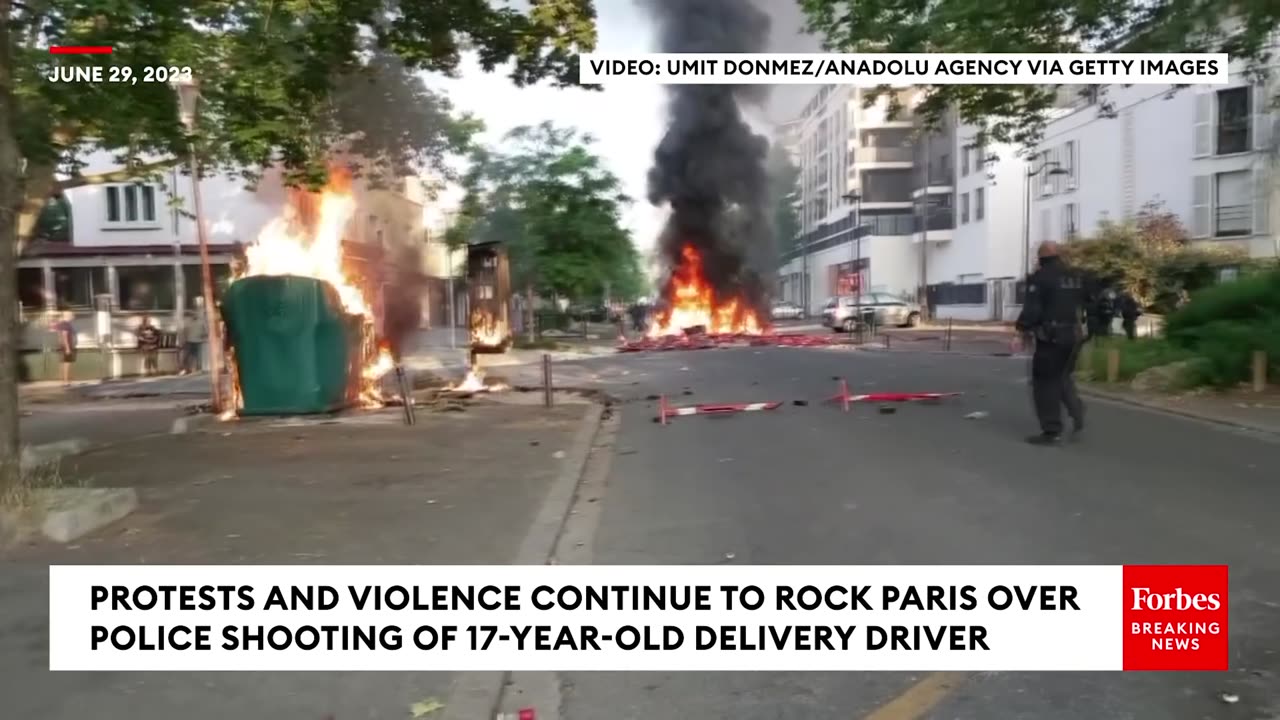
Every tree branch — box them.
[55,159,181,192]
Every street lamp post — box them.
[842,190,863,339]
[1022,158,1070,277]
[175,79,224,412]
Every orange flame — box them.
[232,166,395,407]
[647,245,765,338]
[470,309,507,347]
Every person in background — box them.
[1014,241,1092,445]
[1118,290,1142,340]
[52,310,77,386]
[183,309,208,374]
[136,315,161,376]
[1095,286,1117,336]
[1176,288,1192,309]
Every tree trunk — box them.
[525,282,536,342]
[0,0,22,490]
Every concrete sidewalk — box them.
[1082,384,1280,436]
[0,397,602,720]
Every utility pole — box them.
[919,132,930,311]
[175,80,223,413]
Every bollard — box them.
[542,353,553,407]
[396,366,416,426]
[883,333,891,350]
[1106,348,1120,383]
[1253,350,1267,393]
[945,317,953,351]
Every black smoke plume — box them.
[640,0,774,318]
[380,244,426,361]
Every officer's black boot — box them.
[1026,432,1062,445]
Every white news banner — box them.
[50,565,1123,672]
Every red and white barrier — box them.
[658,395,782,424]
[826,378,961,412]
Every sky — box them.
[427,0,823,265]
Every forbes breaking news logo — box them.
[1122,565,1229,671]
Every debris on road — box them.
[879,406,897,415]
[657,395,783,424]
[965,411,990,420]
[825,378,962,412]
[617,333,843,353]
[1219,692,1239,704]
[409,698,445,717]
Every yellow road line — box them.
[861,672,968,720]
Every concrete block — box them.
[38,488,139,543]
[20,438,89,472]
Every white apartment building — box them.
[776,84,931,314]
[1031,68,1278,260]
[776,85,1031,321]
[920,121,1028,321]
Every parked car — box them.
[770,301,805,320]
[823,293,922,332]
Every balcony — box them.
[1214,204,1252,237]
[856,146,914,164]
[911,207,954,244]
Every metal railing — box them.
[1214,205,1252,237]
[857,146,914,163]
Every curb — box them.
[40,488,140,543]
[439,401,608,720]
[20,438,90,472]
[170,412,219,435]
[2,487,140,546]
[1080,386,1280,438]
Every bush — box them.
[1059,200,1247,312]
[1162,269,1280,387]
[1079,336,1194,383]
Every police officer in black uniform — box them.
[1015,241,1093,445]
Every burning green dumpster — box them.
[221,274,364,415]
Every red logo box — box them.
[1122,565,1228,671]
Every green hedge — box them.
[1162,269,1280,387]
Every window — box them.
[1063,141,1077,188]
[1213,170,1251,237]
[1215,86,1251,155]
[104,184,158,225]
[974,187,985,220]
[17,268,45,310]
[53,267,107,309]
[961,146,970,176]
[117,266,176,311]
[182,264,233,309]
[1062,203,1079,240]
[959,192,970,223]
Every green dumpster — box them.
[221,275,363,415]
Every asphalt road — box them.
[21,399,193,448]
[551,345,1280,720]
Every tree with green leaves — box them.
[0,0,599,490]
[448,121,645,305]
[800,0,1280,148]
[1060,201,1246,312]
[767,143,801,257]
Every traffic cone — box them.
[826,378,851,412]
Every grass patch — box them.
[0,460,83,511]
[1077,336,1195,383]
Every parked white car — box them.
[770,301,805,320]
[822,293,922,332]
